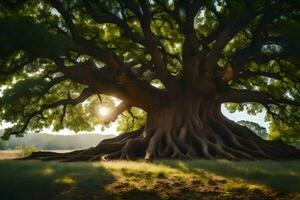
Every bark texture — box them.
[25,94,300,161]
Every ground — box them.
[0,151,300,200]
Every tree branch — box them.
[53,58,166,111]
[103,102,131,124]
[0,56,35,75]
[203,1,283,74]
[49,0,81,42]
[82,0,146,45]
[221,89,300,107]
[10,87,96,136]
[131,0,181,96]
[155,0,181,26]
[49,0,112,62]
[230,1,284,80]
[181,1,202,84]
[238,70,285,82]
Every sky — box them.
[221,105,269,128]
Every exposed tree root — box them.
[23,100,300,162]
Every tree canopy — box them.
[0,0,299,160]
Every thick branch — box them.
[53,58,165,111]
[41,75,67,93]
[182,1,201,34]
[181,1,202,84]
[221,89,300,107]
[49,0,81,42]
[203,1,283,74]
[203,24,254,73]
[49,1,168,108]
[133,0,181,96]
[49,0,112,63]
[230,1,284,80]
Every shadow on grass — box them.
[0,160,160,200]
[1,159,299,199]
[158,159,300,192]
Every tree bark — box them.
[25,92,300,161]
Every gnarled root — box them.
[23,101,300,161]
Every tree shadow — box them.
[0,160,161,200]
[158,160,300,192]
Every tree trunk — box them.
[25,93,300,161]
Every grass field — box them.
[0,152,299,200]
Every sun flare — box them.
[98,106,110,117]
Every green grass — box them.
[0,160,299,200]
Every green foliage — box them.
[0,140,7,150]
[224,103,264,115]
[0,78,47,103]
[0,0,299,142]
[117,107,146,132]
[271,19,300,56]
[268,120,300,142]
[15,145,37,156]
[0,17,75,57]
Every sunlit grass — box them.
[97,160,276,199]
[41,167,55,176]
[0,159,299,199]
[55,176,76,186]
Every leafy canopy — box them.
[0,0,299,141]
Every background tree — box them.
[0,0,299,161]
[0,140,7,150]
[237,121,268,139]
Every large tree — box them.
[0,0,299,161]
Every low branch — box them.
[53,58,165,111]
[10,87,96,136]
[26,75,68,108]
[221,89,300,107]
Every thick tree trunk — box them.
[25,94,300,161]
